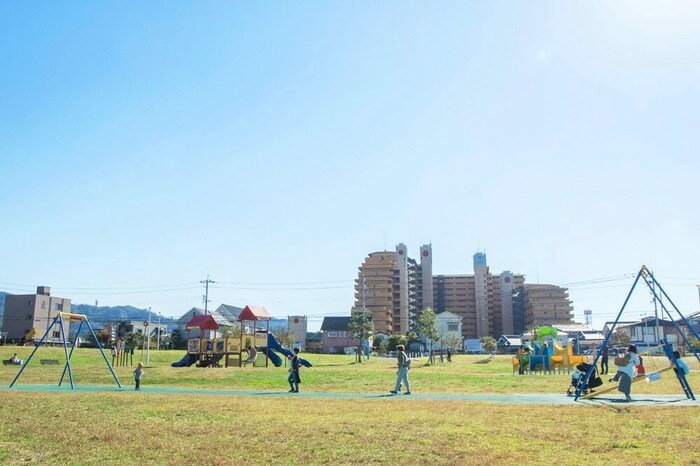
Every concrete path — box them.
[3,384,697,406]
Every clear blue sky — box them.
[1,2,698,331]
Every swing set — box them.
[9,312,122,390]
[575,265,699,401]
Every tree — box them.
[610,329,631,349]
[406,331,419,345]
[387,334,406,352]
[372,334,384,351]
[348,311,374,362]
[480,336,497,356]
[170,329,186,350]
[442,333,463,354]
[124,332,145,352]
[416,307,439,364]
[95,329,112,347]
[275,329,296,349]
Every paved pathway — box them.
[3,384,697,406]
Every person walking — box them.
[133,362,144,391]
[615,345,639,402]
[390,344,411,395]
[288,348,301,393]
[600,344,609,375]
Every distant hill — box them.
[71,303,176,330]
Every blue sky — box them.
[1,2,698,330]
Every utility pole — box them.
[201,275,216,315]
[146,307,151,364]
[157,313,161,351]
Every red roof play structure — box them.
[238,305,272,321]
[186,314,219,331]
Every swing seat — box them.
[646,371,661,382]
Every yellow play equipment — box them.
[514,341,588,374]
[553,341,589,371]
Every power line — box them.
[562,274,635,287]
[211,284,351,291]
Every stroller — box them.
[567,362,603,396]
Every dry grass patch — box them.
[0,392,698,465]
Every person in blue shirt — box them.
[673,351,690,376]
[615,345,640,402]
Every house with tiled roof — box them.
[175,307,233,338]
[215,304,244,323]
[321,316,361,354]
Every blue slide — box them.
[171,353,199,367]
[260,347,283,367]
[266,333,312,368]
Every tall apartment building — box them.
[512,284,574,331]
[353,247,572,339]
[434,253,524,339]
[1,286,72,343]
[352,243,432,335]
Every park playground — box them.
[1,346,698,465]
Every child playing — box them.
[636,356,646,378]
[673,351,690,376]
[133,362,144,391]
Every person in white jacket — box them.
[616,345,640,402]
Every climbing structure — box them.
[575,265,700,401]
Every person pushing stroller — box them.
[567,362,602,396]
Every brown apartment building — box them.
[513,284,574,330]
[351,243,433,335]
[433,253,525,339]
[1,286,71,343]
[352,247,573,339]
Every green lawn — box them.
[0,348,698,465]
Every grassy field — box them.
[0,347,698,465]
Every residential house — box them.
[320,317,360,354]
[434,310,463,351]
[305,331,322,353]
[604,317,683,350]
[554,324,605,350]
[175,307,232,339]
[497,335,523,354]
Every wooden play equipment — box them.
[174,305,273,368]
[238,306,272,368]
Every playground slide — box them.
[267,333,312,368]
[171,353,199,367]
[261,347,283,367]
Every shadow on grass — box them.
[474,357,495,364]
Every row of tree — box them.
[348,307,498,364]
